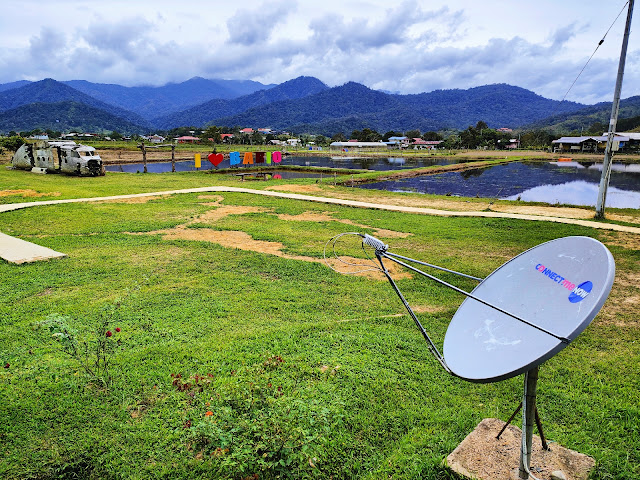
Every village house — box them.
[385,136,410,148]
[410,138,443,149]
[174,135,200,143]
[145,134,165,143]
[330,141,387,150]
[551,133,634,153]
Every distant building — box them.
[175,135,200,143]
[330,141,387,150]
[240,128,254,134]
[497,127,513,133]
[552,134,631,153]
[146,134,165,143]
[411,138,443,149]
[386,136,410,148]
[497,138,521,149]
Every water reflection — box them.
[502,180,640,208]
[359,161,640,208]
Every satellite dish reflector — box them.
[443,236,615,383]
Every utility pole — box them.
[596,0,634,219]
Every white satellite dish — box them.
[327,233,615,479]
[443,236,615,383]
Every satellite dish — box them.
[443,236,615,383]
[326,233,615,479]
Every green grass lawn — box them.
[0,164,639,479]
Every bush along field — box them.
[0,174,639,479]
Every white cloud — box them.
[0,0,636,103]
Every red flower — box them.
[3,363,9,369]
[115,327,121,333]
[106,331,113,337]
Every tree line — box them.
[5,116,635,152]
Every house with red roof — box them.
[175,136,200,143]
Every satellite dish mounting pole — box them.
[596,0,634,219]
[518,366,539,479]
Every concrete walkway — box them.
[2,186,639,264]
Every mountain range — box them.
[0,75,636,136]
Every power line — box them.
[559,1,630,105]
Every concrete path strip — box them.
[2,186,639,264]
[0,232,66,264]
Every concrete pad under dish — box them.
[447,418,595,480]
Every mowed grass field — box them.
[0,161,639,479]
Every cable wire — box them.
[323,232,382,275]
[558,1,630,106]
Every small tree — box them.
[251,131,264,145]
[383,130,402,141]
[0,135,25,152]
[202,125,222,144]
[109,131,123,141]
[422,131,443,141]
[332,132,347,142]
[314,135,328,146]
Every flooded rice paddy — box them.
[105,157,640,208]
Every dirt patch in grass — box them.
[380,304,448,317]
[324,191,494,212]
[97,195,170,204]
[195,205,269,223]
[197,195,225,204]
[307,189,639,222]
[155,227,408,280]
[491,205,595,219]
[0,189,61,198]
[276,211,337,222]
[137,199,412,280]
[592,271,640,327]
[606,213,640,224]
[602,231,640,250]
[265,184,327,193]
[274,211,412,239]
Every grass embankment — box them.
[0,157,639,479]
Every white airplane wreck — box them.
[11,140,104,176]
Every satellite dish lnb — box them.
[443,236,615,383]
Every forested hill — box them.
[0,75,617,135]
[0,101,147,134]
[63,77,276,119]
[0,79,149,128]
[200,82,586,134]
[153,76,330,129]
[399,84,584,130]
[525,95,640,132]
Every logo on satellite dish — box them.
[568,281,593,303]
[535,264,592,303]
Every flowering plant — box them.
[37,308,123,388]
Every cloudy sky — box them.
[1,0,637,104]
